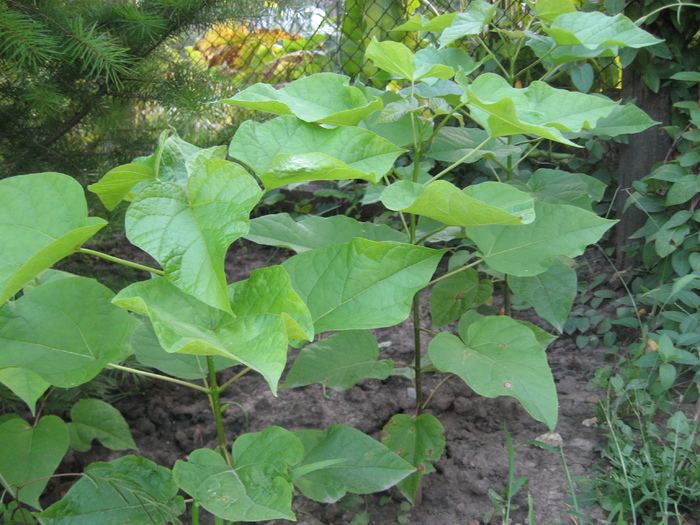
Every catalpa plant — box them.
[0,3,660,523]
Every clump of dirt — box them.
[52,243,615,524]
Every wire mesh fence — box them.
[192,0,622,93]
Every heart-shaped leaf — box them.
[0,277,137,388]
[0,415,69,509]
[174,428,302,522]
[426,127,521,164]
[89,135,227,210]
[534,0,576,23]
[430,268,493,327]
[527,36,618,65]
[0,173,107,306]
[220,73,382,126]
[125,158,261,312]
[584,102,659,138]
[544,11,663,50]
[509,169,606,211]
[130,321,232,380]
[381,180,532,227]
[508,258,577,332]
[113,277,288,394]
[292,425,415,503]
[87,163,154,211]
[0,368,50,416]
[381,414,445,504]
[228,116,404,191]
[282,239,445,332]
[439,0,497,48]
[67,399,136,452]
[462,73,618,146]
[246,213,407,253]
[365,39,454,81]
[38,455,185,523]
[228,265,314,341]
[429,316,558,430]
[466,201,615,276]
[283,330,393,390]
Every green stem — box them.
[207,356,232,467]
[514,44,556,83]
[424,102,467,147]
[635,1,700,26]
[421,374,453,412]
[218,367,252,392]
[192,502,200,525]
[412,293,423,416]
[503,276,511,317]
[77,248,164,275]
[511,138,544,171]
[427,137,492,183]
[416,225,448,245]
[426,258,484,288]
[477,36,509,78]
[106,363,211,394]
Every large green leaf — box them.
[393,12,457,32]
[292,425,415,503]
[462,73,618,146]
[113,277,288,394]
[172,448,228,500]
[534,0,576,23]
[87,163,154,211]
[0,415,69,509]
[220,73,382,126]
[131,321,232,380]
[430,268,493,327]
[125,158,261,312]
[426,127,521,164]
[527,35,619,65]
[173,428,301,522]
[282,239,445,332]
[67,399,136,453]
[228,266,314,341]
[0,367,50,416]
[89,135,227,210]
[0,277,137,388]
[509,169,607,211]
[246,213,407,253]
[283,330,393,390]
[585,102,658,138]
[359,89,434,148]
[228,116,404,191]
[37,455,185,524]
[365,39,454,81]
[381,414,445,504]
[415,47,475,78]
[508,259,577,333]
[0,173,107,306]
[429,316,558,430]
[466,201,616,276]
[233,426,304,469]
[381,180,533,227]
[439,0,497,48]
[545,11,663,50]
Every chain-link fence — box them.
[192,0,622,93]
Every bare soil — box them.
[54,242,616,525]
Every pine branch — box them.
[0,5,59,70]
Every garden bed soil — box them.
[56,242,620,524]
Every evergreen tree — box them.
[0,0,289,179]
